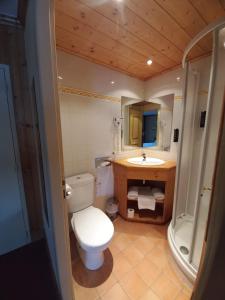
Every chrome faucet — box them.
[142,152,146,161]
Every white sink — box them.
[127,157,165,166]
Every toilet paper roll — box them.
[127,208,135,218]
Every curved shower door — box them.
[191,27,225,269]
[169,25,225,281]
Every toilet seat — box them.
[71,206,114,252]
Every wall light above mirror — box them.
[121,94,174,152]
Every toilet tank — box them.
[66,173,94,212]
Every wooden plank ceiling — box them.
[55,0,225,80]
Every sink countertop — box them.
[112,158,176,170]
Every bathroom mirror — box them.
[121,95,174,151]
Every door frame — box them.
[24,1,74,299]
[0,64,31,245]
[35,1,75,299]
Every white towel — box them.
[138,187,156,210]
[151,187,165,201]
[138,194,156,210]
[127,186,138,200]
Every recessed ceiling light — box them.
[57,75,63,80]
[147,59,153,65]
[111,81,115,85]
[176,77,181,82]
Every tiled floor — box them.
[70,217,193,300]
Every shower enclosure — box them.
[168,18,225,281]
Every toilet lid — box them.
[71,206,114,250]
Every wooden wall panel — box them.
[0,24,43,238]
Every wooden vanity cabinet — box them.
[113,160,176,224]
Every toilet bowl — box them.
[71,206,114,270]
[66,173,114,270]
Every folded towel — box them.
[152,187,165,200]
[138,194,156,210]
[128,186,138,198]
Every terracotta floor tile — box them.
[96,272,117,297]
[112,252,133,280]
[101,283,130,300]
[144,227,167,240]
[146,245,170,269]
[122,245,144,266]
[125,232,140,242]
[108,243,121,257]
[133,236,156,255]
[156,239,170,251]
[73,281,99,300]
[152,224,168,237]
[111,232,132,252]
[139,288,161,300]
[120,271,148,300]
[114,216,127,228]
[162,258,193,290]
[175,289,191,300]
[128,222,153,236]
[134,259,161,287]
[151,273,181,300]
[182,285,193,298]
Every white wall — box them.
[58,51,144,209]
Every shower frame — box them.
[168,16,225,281]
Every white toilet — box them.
[66,173,114,270]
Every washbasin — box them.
[127,157,165,166]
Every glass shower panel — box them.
[174,64,197,220]
[173,61,199,259]
[185,57,212,218]
[192,28,225,268]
